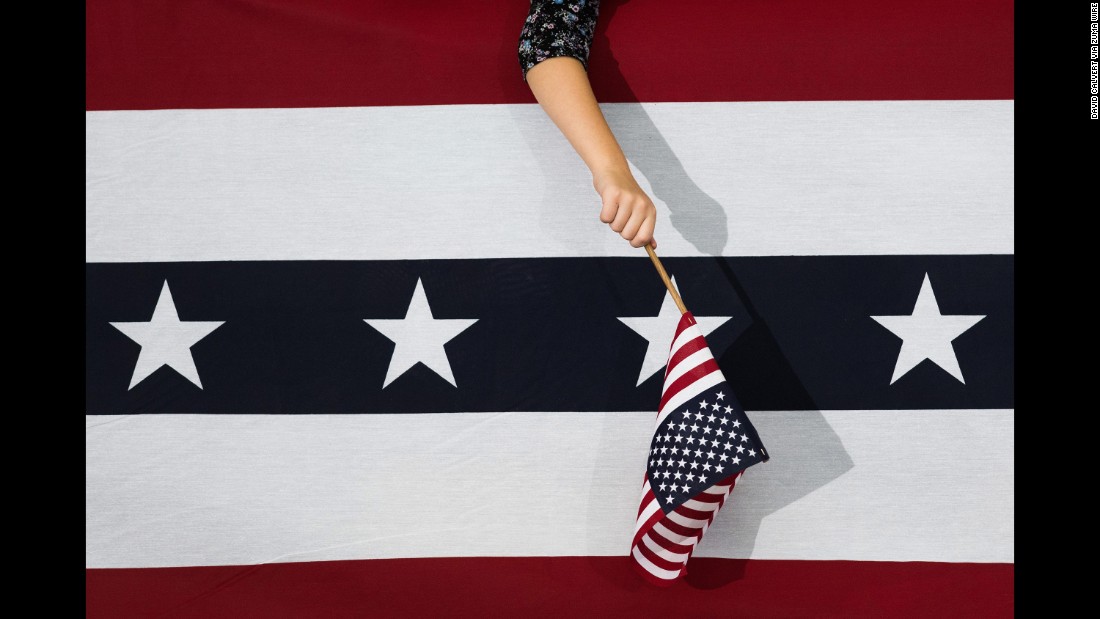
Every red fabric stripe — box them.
[706,471,743,495]
[643,529,693,556]
[630,503,666,550]
[687,490,725,505]
[672,505,715,522]
[657,516,703,542]
[663,335,709,380]
[635,486,654,518]
[657,360,721,412]
[675,312,697,333]
[85,0,1014,110]
[86,558,1015,617]
[650,521,703,548]
[661,312,697,379]
[634,537,686,574]
[631,557,682,587]
[643,471,741,555]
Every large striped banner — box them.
[86,1,1014,616]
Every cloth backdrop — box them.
[86,1,1014,616]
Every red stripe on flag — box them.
[654,516,703,543]
[86,558,1014,618]
[630,496,665,549]
[634,487,655,518]
[663,335,709,380]
[633,473,740,564]
[649,523,702,550]
[643,530,692,556]
[86,0,1014,110]
[674,504,717,522]
[657,359,720,412]
[686,490,727,504]
[631,555,684,587]
[635,537,687,573]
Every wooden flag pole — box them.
[644,245,687,315]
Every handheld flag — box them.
[631,248,769,585]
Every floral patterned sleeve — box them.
[518,0,601,81]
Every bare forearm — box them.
[524,55,656,248]
[525,57,629,176]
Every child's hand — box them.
[593,167,658,249]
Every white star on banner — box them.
[110,280,225,390]
[617,276,732,386]
[365,278,477,388]
[871,273,985,384]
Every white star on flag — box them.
[365,278,478,388]
[617,276,732,386]
[110,280,225,390]
[871,273,985,384]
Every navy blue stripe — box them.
[84,256,1013,414]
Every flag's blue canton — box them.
[646,385,768,512]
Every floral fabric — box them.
[518,0,600,80]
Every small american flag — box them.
[630,311,769,585]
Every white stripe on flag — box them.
[662,345,712,388]
[641,534,689,562]
[681,498,723,514]
[86,101,1013,262]
[653,522,698,547]
[633,494,661,536]
[86,409,1014,568]
[657,371,724,425]
[667,510,709,530]
[667,328,703,367]
[631,545,681,581]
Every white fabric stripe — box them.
[86,409,1014,568]
[649,528,700,558]
[667,510,709,530]
[630,546,680,581]
[652,522,697,548]
[641,533,689,563]
[656,371,724,425]
[633,496,661,536]
[681,498,722,514]
[661,348,713,393]
[86,101,1014,262]
[667,327,704,368]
